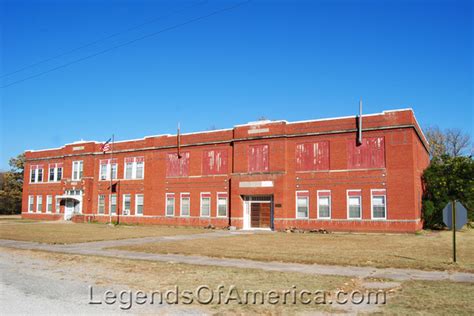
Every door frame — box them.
[242,195,274,230]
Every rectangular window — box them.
[99,159,117,180]
[203,149,228,175]
[123,194,131,215]
[72,161,83,180]
[28,196,34,212]
[371,189,387,219]
[217,193,228,217]
[317,191,331,219]
[347,137,385,169]
[30,165,45,183]
[124,157,145,179]
[248,144,269,173]
[110,194,117,214]
[37,196,43,213]
[135,194,144,215]
[166,152,190,177]
[347,190,362,219]
[98,195,105,214]
[55,196,60,213]
[180,193,190,216]
[57,165,62,181]
[166,193,175,216]
[296,191,309,219]
[46,195,53,213]
[200,193,211,217]
[49,166,55,182]
[296,141,330,171]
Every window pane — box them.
[111,164,117,179]
[319,196,330,218]
[181,198,190,216]
[100,164,107,180]
[98,195,105,214]
[372,196,386,218]
[37,196,43,212]
[110,195,117,214]
[125,163,133,179]
[49,168,55,181]
[37,169,43,182]
[136,194,144,215]
[201,197,210,216]
[124,195,131,211]
[136,162,144,179]
[29,196,34,212]
[348,196,361,218]
[57,168,62,181]
[297,197,308,218]
[166,197,175,216]
[218,198,227,217]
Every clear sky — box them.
[1,0,472,170]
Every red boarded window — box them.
[295,141,329,171]
[166,152,190,177]
[347,137,385,169]
[203,149,228,175]
[248,144,269,172]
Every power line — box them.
[1,1,208,79]
[1,0,251,89]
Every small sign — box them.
[239,181,273,188]
[73,146,85,151]
[443,201,468,230]
[248,128,269,135]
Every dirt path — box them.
[1,232,473,283]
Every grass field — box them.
[4,247,473,315]
[0,219,206,244]
[117,229,474,273]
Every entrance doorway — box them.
[243,195,273,230]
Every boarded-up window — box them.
[295,141,329,171]
[203,149,228,175]
[248,144,269,172]
[347,137,385,169]
[166,152,190,177]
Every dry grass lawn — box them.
[3,247,473,315]
[117,229,474,272]
[0,219,206,244]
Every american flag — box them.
[101,138,112,152]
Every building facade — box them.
[22,109,429,232]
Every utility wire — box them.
[1,0,251,88]
[1,1,208,79]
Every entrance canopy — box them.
[56,195,81,202]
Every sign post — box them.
[443,200,468,263]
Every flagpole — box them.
[109,134,114,225]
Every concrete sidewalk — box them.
[1,234,473,284]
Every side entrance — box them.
[242,195,274,230]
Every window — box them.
[347,137,385,169]
[28,196,34,212]
[166,152,190,177]
[124,157,145,179]
[72,161,83,180]
[110,194,117,214]
[203,149,228,175]
[37,196,43,213]
[296,191,309,219]
[46,195,53,213]
[166,193,175,216]
[55,196,60,213]
[123,194,131,215]
[347,190,362,219]
[98,195,105,214]
[248,144,269,172]
[180,193,190,216]
[47,163,63,182]
[371,189,387,219]
[200,193,211,217]
[30,165,44,183]
[296,141,330,171]
[317,191,331,219]
[135,194,144,215]
[99,159,117,180]
[217,193,228,217]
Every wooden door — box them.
[250,203,271,228]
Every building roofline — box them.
[25,108,425,153]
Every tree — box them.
[424,126,471,158]
[0,154,25,215]
[422,155,474,228]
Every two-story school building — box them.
[21,108,430,232]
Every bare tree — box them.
[445,128,471,157]
[424,126,447,158]
[424,126,471,158]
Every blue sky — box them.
[1,0,472,170]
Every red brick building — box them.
[22,109,429,232]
